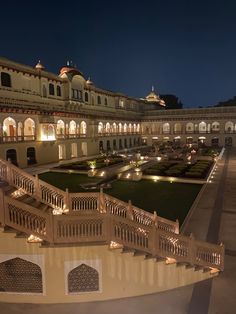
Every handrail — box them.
[0,158,224,271]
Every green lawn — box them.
[39,172,202,225]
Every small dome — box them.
[35,60,45,71]
[86,77,93,85]
[145,86,165,106]
[60,61,83,77]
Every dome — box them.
[60,61,83,77]
[86,77,93,85]
[145,86,165,106]
[35,60,45,71]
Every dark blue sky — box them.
[1,0,236,107]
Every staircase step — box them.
[15,232,28,238]
[122,247,135,254]
[155,256,166,263]
[133,250,146,257]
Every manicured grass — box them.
[107,180,201,225]
[39,172,101,192]
[39,172,202,225]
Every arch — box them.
[129,138,132,147]
[84,92,89,102]
[6,149,17,165]
[124,138,127,148]
[99,140,104,152]
[113,139,117,149]
[199,121,206,133]
[123,123,127,133]
[97,95,101,105]
[41,124,55,141]
[174,123,182,133]
[3,117,16,141]
[112,122,117,133]
[27,147,37,165]
[104,97,108,106]
[71,143,78,158]
[98,122,103,134]
[211,137,219,147]
[58,144,66,160]
[42,85,47,97]
[225,121,234,133]
[107,140,111,151]
[225,137,232,147]
[80,121,87,135]
[69,120,76,135]
[128,123,132,133]
[212,121,220,132]
[81,142,88,156]
[186,122,194,133]
[56,85,61,97]
[24,118,35,140]
[17,122,23,139]
[105,122,110,134]
[133,123,137,133]
[0,257,42,293]
[68,263,99,293]
[136,123,140,133]
[118,123,122,133]
[56,120,65,137]
[49,83,55,95]
[119,138,123,149]
[162,123,170,133]
[1,72,11,87]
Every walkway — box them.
[1,148,236,314]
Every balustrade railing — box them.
[0,158,224,271]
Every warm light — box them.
[41,134,56,141]
[27,234,42,243]
[157,157,162,161]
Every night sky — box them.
[1,0,236,108]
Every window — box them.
[85,92,89,102]
[72,89,82,100]
[97,95,101,105]
[57,85,61,96]
[49,83,55,95]
[1,72,11,87]
[68,264,99,293]
[104,97,108,106]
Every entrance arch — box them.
[6,149,17,165]
[27,147,37,165]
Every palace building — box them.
[0,57,235,167]
[0,57,226,304]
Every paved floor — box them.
[1,148,236,314]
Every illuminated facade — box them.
[0,57,235,167]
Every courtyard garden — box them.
[39,172,202,225]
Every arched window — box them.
[133,123,137,133]
[49,83,55,95]
[98,122,103,134]
[105,122,110,133]
[24,118,35,140]
[68,264,99,293]
[186,122,194,133]
[56,86,61,97]
[56,120,65,136]
[163,123,170,133]
[27,147,37,165]
[225,121,234,133]
[0,257,42,293]
[104,98,108,106]
[69,120,76,135]
[97,95,101,105]
[80,121,87,135]
[212,121,220,132]
[174,123,182,133]
[118,123,122,133]
[85,92,89,102]
[137,124,140,133]
[112,122,117,133]
[128,123,132,133]
[1,72,11,87]
[123,123,127,133]
[42,85,47,97]
[3,117,16,139]
[199,121,206,133]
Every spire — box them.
[35,60,45,71]
[152,85,154,92]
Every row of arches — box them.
[98,122,140,135]
[2,117,35,141]
[146,121,236,135]
[99,137,141,151]
[56,120,87,137]
[0,257,99,294]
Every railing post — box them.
[175,219,179,234]
[99,188,106,213]
[150,211,158,256]
[189,233,195,266]
[0,188,5,226]
[65,188,70,212]
[220,242,225,271]
[34,174,41,201]
[6,161,13,185]
[127,200,133,220]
